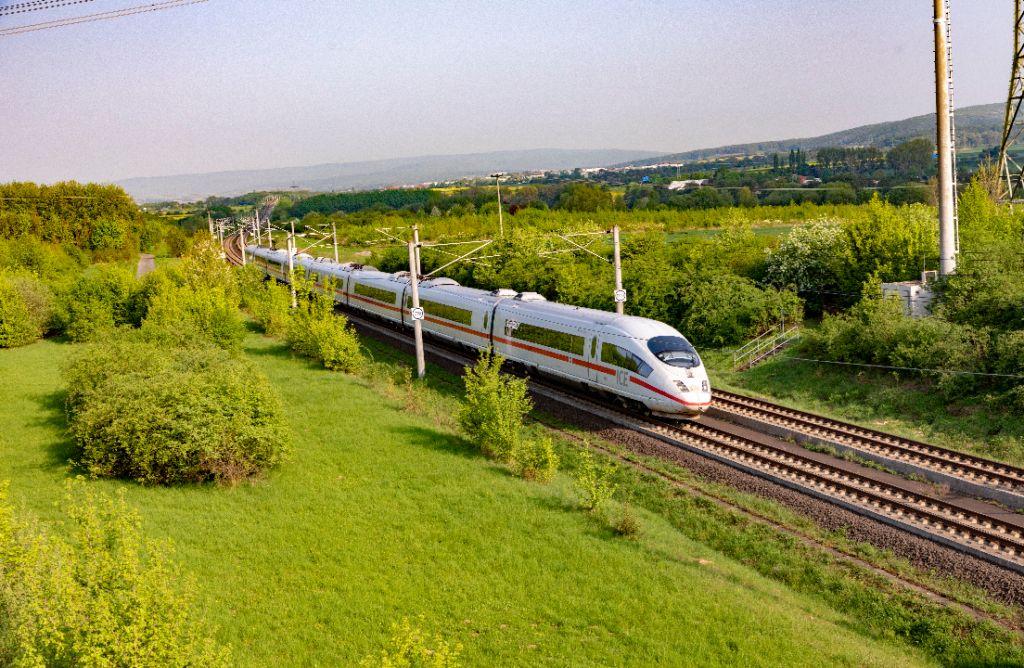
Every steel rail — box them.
[711,390,1024,495]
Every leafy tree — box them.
[555,184,614,212]
[887,139,935,176]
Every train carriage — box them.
[244,244,711,418]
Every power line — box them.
[0,0,97,18]
[0,0,209,36]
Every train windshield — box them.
[647,336,701,369]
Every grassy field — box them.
[0,334,966,667]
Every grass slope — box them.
[0,335,942,667]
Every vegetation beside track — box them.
[4,331,1014,667]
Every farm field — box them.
[0,333,947,668]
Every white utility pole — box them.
[332,220,339,263]
[934,0,957,276]
[490,173,505,237]
[288,220,297,308]
[612,225,625,316]
[408,240,426,379]
[412,224,421,275]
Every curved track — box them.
[222,237,1024,574]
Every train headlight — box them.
[702,380,709,392]
[674,380,688,393]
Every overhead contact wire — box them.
[0,0,97,17]
[0,0,208,35]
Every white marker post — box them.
[613,225,625,315]
[332,220,339,263]
[408,240,426,379]
[287,222,297,309]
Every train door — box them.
[584,330,600,383]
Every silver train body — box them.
[246,244,712,418]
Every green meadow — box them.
[0,333,987,667]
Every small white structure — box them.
[668,179,709,190]
[882,272,937,318]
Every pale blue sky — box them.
[0,0,1011,183]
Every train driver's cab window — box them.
[601,343,653,378]
[647,336,702,369]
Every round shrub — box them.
[0,276,35,348]
[63,337,291,485]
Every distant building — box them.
[668,179,709,190]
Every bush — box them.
[0,276,35,348]
[58,265,137,342]
[252,281,292,338]
[63,335,291,485]
[764,221,850,291]
[165,226,189,258]
[184,234,237,300]
[0,479,231,668]
[144,285,247,351]
[457,348,532,461]
[574,449,618,512]
[287,276,362,372]
[9,274,54,336]
[359,617,462,668]
[513,436,559,483]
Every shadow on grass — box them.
[30,389,83,476]
[391,425,482,462]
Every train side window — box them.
[403,296,472,325]
[355,283,398,304]
[591,337,598,358]
[511,322,584,356]
[483,313,488,330]
[601,344,653,378]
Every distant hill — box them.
[613,102,1005,167]
[116,148,664,203]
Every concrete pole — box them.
[208,211,213,236]
[496,178,504,237]
[239,231,246,266]
[412,224,421,276]
[408,240,426,379]
[613,225,624,315]
[934,0,957,276]
[332,220,339,263]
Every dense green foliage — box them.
[62,333,291,485]
[0,480,231,667]
[286,274,362,372]
[458,348,532,462]
[0,182,159,259]
[291,189,434,219]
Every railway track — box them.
[221,237,1024,575]
[709,391,1024,510]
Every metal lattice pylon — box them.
[998,0,1024,201]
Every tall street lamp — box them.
[490,172,505,236]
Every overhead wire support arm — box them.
[423,240,495,278]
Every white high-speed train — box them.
[246,244,712,418]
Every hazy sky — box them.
[0,0,1011,184]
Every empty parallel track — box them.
[710,390,1024,508]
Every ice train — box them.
[246,244,711,418]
